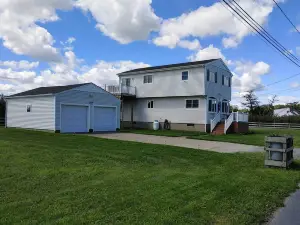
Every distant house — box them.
[5,83,120,133]
[105,58,249,134]
[274,108,300,117]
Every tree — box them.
[241,90,259,113]
[268,95,278,116]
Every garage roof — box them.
[9,83,90,98]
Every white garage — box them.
[5,83,121,133]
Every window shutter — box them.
[229,77,231,87]
[222,75,224,85]
[207,70,210,81]
[208,100,212,111]
[215,72,217,83]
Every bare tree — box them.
[268,95,278,116]
[241,90,259,113]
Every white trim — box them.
[93,105,118,131]
[53,96,56,131]
[205,97,207,133]
[6,94,54,99]
[60,103,90,132]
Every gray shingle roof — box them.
[118,59,219,75]
[9,83,90,97]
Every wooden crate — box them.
[264,136,294,168]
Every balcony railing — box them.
[105,85,136,96]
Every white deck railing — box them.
[105,85,136,96]
[224,113,234,134]
[233,112,249,122]
[211,112,221,133]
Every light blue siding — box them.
[55,85,120,131]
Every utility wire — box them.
[271,0,300,35]
[222,0,300,68]
[231,0,299,63]
[228,0,300,64]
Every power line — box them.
[231,0,299,63]
[221,0,300,68]
[271,0,300,35]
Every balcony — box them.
[105,85,136,97]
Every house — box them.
[5,83,120,133]
[105,58,248,134]
[274,107,300,117]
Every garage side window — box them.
[148,100,154,109]
[26,104,32,112]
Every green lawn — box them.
[189,128,300,147]
[121,128,203,137]
[1,128,300,225]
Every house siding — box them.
[55,85,120,130]
[6,95,55,130]
[120,67,205,98]
[122,97,206,124]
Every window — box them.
[208,98,217,112]
[144,75,153,84]
[222,101,229,113]
[223,76,230,86]
[214,72,217,83]
[122,78,131,86]
[26,105,31,112]
[186,100,199,108]
[207,70,216,83]
[148,100,154,108]
[222,75,225,85]
[207,69,210,81]
[182,71,189,80]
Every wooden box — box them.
[264,135,294,168]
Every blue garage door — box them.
[61,105,88,133]
[94,106,116,132]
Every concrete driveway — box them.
[89,133,300,158]
[89,133,263,153]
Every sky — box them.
[0,0,300,107]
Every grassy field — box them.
[189,128,300,147]
[121,129,203,137]
[1,128,300,225]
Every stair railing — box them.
[224,113,234,134]
[211,112,221,133]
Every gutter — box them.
[5,93,54,99]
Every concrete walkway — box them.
[90,133,300,158]
[89,133,263,153]
[268,188,300,225]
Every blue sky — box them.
[0,0,299,106]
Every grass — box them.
[121,128,204,137]
[1,128,300,225]
[189,128,300,147]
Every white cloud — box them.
[232,60,271,92]
[76,0,161,44]
[188,45,226,62]
[154,0,277,49]
[0,51,149,95]
[66,37,76,44]
[0,0,74,62]
[0,60,39,70]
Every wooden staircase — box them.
[212,122,225,135]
